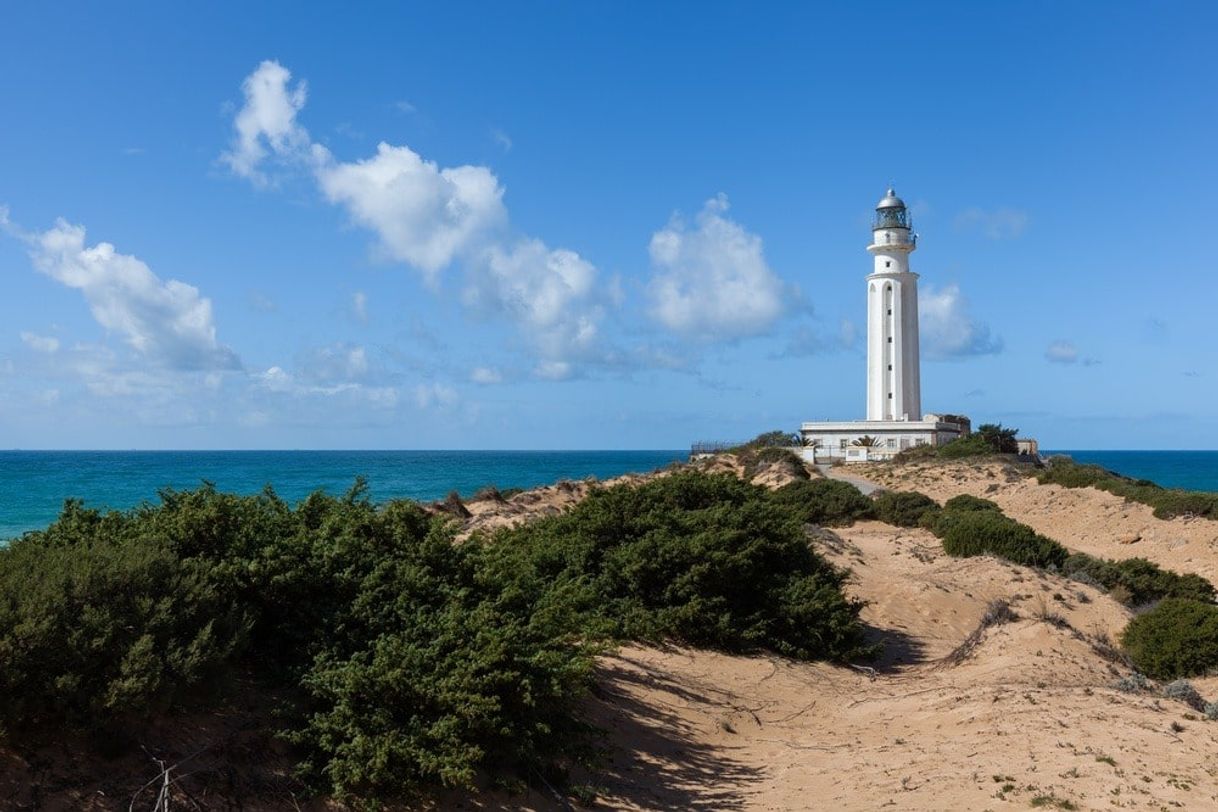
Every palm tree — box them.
[852,435,882,448]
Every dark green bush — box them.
[734,430,799,450]
[1062,553,1215,606]
[1038,459,1218,520]
[0,504,250,734]
[288,524,598,799]
[872,490,940,528]
[942,494,1003,514]
[891,443,938,463]
[935,434,996,459]
[485,471,872,661]
[938,511,1069,569]
[768,478,877,527]
[0,469,873,803]
[1121,599,1218,679]
[975,423,1019,454]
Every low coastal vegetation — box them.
[770,478,877,526]
[894,422,1020,461]
[1120,599,1218,680]
[871,489,940,527]
[0,470,871,805]
[1039,457,1218,520]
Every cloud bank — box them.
[919,283,1002,359]
[647,194,786,341]
[27,219,239,371]
[223,60,606,378]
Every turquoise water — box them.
[3,449,1216,543]
[1047,450,1218,493]
[0,450,686,542]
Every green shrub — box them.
[1038,459,1218,521]
[872,490,940,528]
[768,478,877,527]
[1062,553,1215,606]
[0,512,250,734]
[891,443,938,463]
[936,434,995,459]
[942,494,1003,514]
[734,430,799,450]
[486,471,872,662]
[1121,599,1218,679]
[0,469,874,804]
[938,511,1068,569]
[975,423,1019,454]
[288,526,598,799]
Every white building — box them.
[801,188,968,462]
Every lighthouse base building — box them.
[800,188,969,463]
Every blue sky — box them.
[1,2,1215,449]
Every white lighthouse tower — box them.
[797,187,969,461]
[866,188,921,421]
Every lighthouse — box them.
[866,188,921,421]
[797,187,969,462]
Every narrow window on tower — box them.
[885,261,891,268]
[888,364,892,370]
[887,308,892,315]
[887,337,892,343]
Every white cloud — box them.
[222,60,609,377]
[1045,339,1099,366]
[491,128,513,152]
[350,290,368,323]
[533,360,573,381]
[316,143,507,279]
[919,283,1002,359]
[27,219,239,370]
[954,207,1028,240]
[256,363,397,407]
[465,238,601,364]
[647,194,786,340]
[20,331,59,353]
[1045,340,1078,364]
[414,382,458,409]
[221,60,310,184]
[470,366,503,384]
[298,342,369,383]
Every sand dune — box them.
[10,455,1218,810]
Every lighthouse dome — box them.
[877,188,905,209]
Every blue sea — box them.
[2,449,1216,543]
[0,450,687,542]
[1046,450,1218,493]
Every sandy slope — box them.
[855,459,1218,585]
[569,518,1218,811]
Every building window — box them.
[886,438,897,448]
[885,261,891,268]
[887,337,892,343]
[839,439,848,449]
[887,308,892,315]
[887,364,892,370]
[887,393,892,399]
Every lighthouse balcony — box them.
[870,231,916,247]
